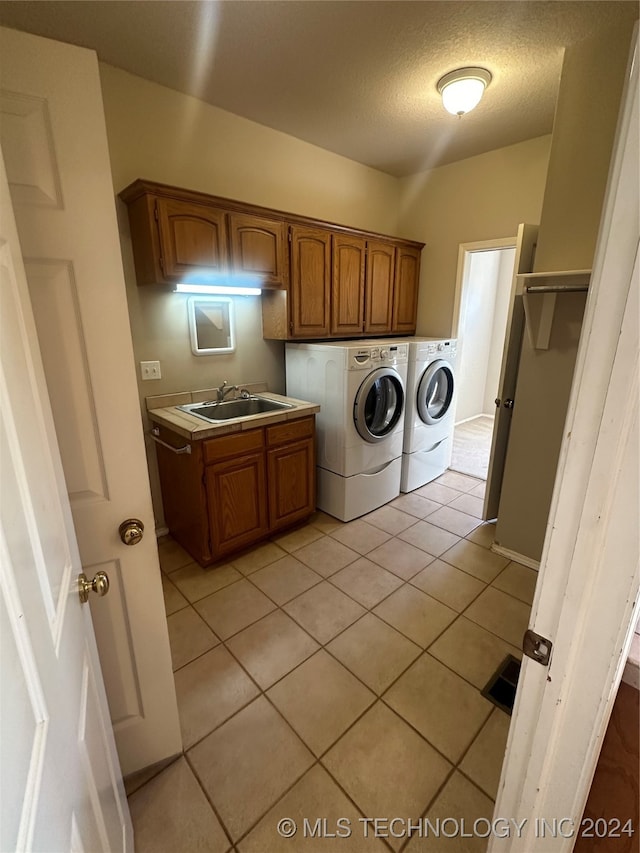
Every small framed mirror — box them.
[187,297,235,355]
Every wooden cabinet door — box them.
[364,240,395,334]
[205,452,269,557]
[289,225,331,338]
[392,245,421,333]
[331,233,366,336]
[267,438,316,531]
[156,197,228,279]
[229,213,288,288]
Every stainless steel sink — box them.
[177,396,293,423]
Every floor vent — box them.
[482,655,521,715]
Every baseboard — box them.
[455,413,495,426]
[155,526,169,538]
[491,543,540,571]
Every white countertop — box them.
[146,387,320,441]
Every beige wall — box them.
[534,22,637,272]
[100,64,400,233]
[495,20,637,563]
[397,135,552,337]
[99,63,401,526]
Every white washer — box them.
[401,337,457,492]
[285,340,408,521]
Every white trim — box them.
[490,543,540,571]
[454,413,495,427]
[451,236,517,337]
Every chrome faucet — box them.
[216,379,238,402]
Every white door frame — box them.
[489,26,639,852]
[451,237,517,340]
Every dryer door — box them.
[354,367,405,443]
[417,359,455,425]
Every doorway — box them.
[451,240,517,481]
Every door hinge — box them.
[523,629,553,666]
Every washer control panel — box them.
[349,342,408,369]
[422,339,457,358]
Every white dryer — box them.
[285,340,408,521]
[401,337,457,492]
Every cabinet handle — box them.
[148,428,191,455]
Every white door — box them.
[1,151,132,852]
[483,224,538,519]
[0,26,181,775]
[489,27,638,851]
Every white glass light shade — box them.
[437,67,492,116]
[174,270,263,295]
[175,283,261,296]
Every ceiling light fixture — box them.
[437,67,492,116]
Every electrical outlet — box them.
[140,360,162,381]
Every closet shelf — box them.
[517,270,591,349]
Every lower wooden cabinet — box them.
[266,417,316,534]
[153,416,316,565]
[205,451,269,558]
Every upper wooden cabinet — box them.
[120,179,423,338]
[120,180,287,288]
[331,234,366,336]
[156,197,228,279]
[289,225,331,338]
[392,245,421,333]
[228,213,288,288]
[364,240,395,335]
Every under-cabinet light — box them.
[175,283,261,296]
[174,270,263,296]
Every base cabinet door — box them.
[267,438,316,532]
[206,452,269,558]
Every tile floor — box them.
[127,471,536,853]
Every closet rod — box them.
[524,283,589,294]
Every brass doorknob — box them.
[78,571,110,604]
[119,518,144,546]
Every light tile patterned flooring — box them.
[127,471,536,853]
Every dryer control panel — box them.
[419,339,457,359]
[349,342,408,370]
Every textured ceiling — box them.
[0,1,637,176]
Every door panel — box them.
[0,26,181,774]
[267,439,315,530]
[364,240,395,334]
[229,212,287,287]
[206,453,269,555]
[483,224,538,520]
[392,245,420,333]
[290,225,331,337]
[331,233,365,335]
[157,197,228,278]
[1,148,131,851]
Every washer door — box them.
[417,359,455,425]
[353,367,405,443]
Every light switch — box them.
[140,360,161,380]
